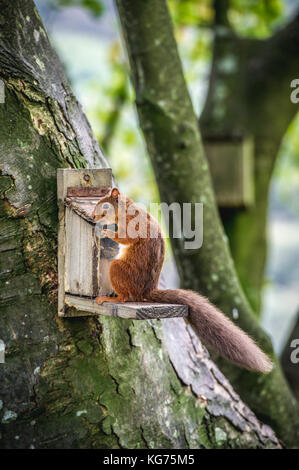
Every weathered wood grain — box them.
[64,207,101,296]
[63,294,188,319]
[57,169,112,199]
[57,168,113,315]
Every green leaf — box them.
[55,0,104,17]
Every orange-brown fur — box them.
[92,188,272,373]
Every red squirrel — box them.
[92,188,272,373]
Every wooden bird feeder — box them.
[57,168,188,320]
[204,136,254,208]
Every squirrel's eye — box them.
[102,203,110,210]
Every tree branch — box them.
[265,9,299,83]
[199,6,299,316]
[246,9,299,140]
[213,0,230,27]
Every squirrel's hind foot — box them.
[96,295,129,305]
[95,296,115,305]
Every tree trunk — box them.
[200,3,299,315]
[0,0,280,449]
[115,0,299,448]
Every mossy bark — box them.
[0,0,280,449]
[115,0,299,448]
[200,8,299,314]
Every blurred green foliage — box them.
[229,0,285,37]
[169,0,285,37]
[52,0,104,16]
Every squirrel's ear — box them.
[111,187,120,199]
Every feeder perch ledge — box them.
[57,168,188,320]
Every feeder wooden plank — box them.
[63,294,188,319]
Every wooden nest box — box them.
[57,168,188,320]
[204,136,254,208]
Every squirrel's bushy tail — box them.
[147,289,272,373]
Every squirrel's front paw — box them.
[101,228,115,239]
[101,229,108,238]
